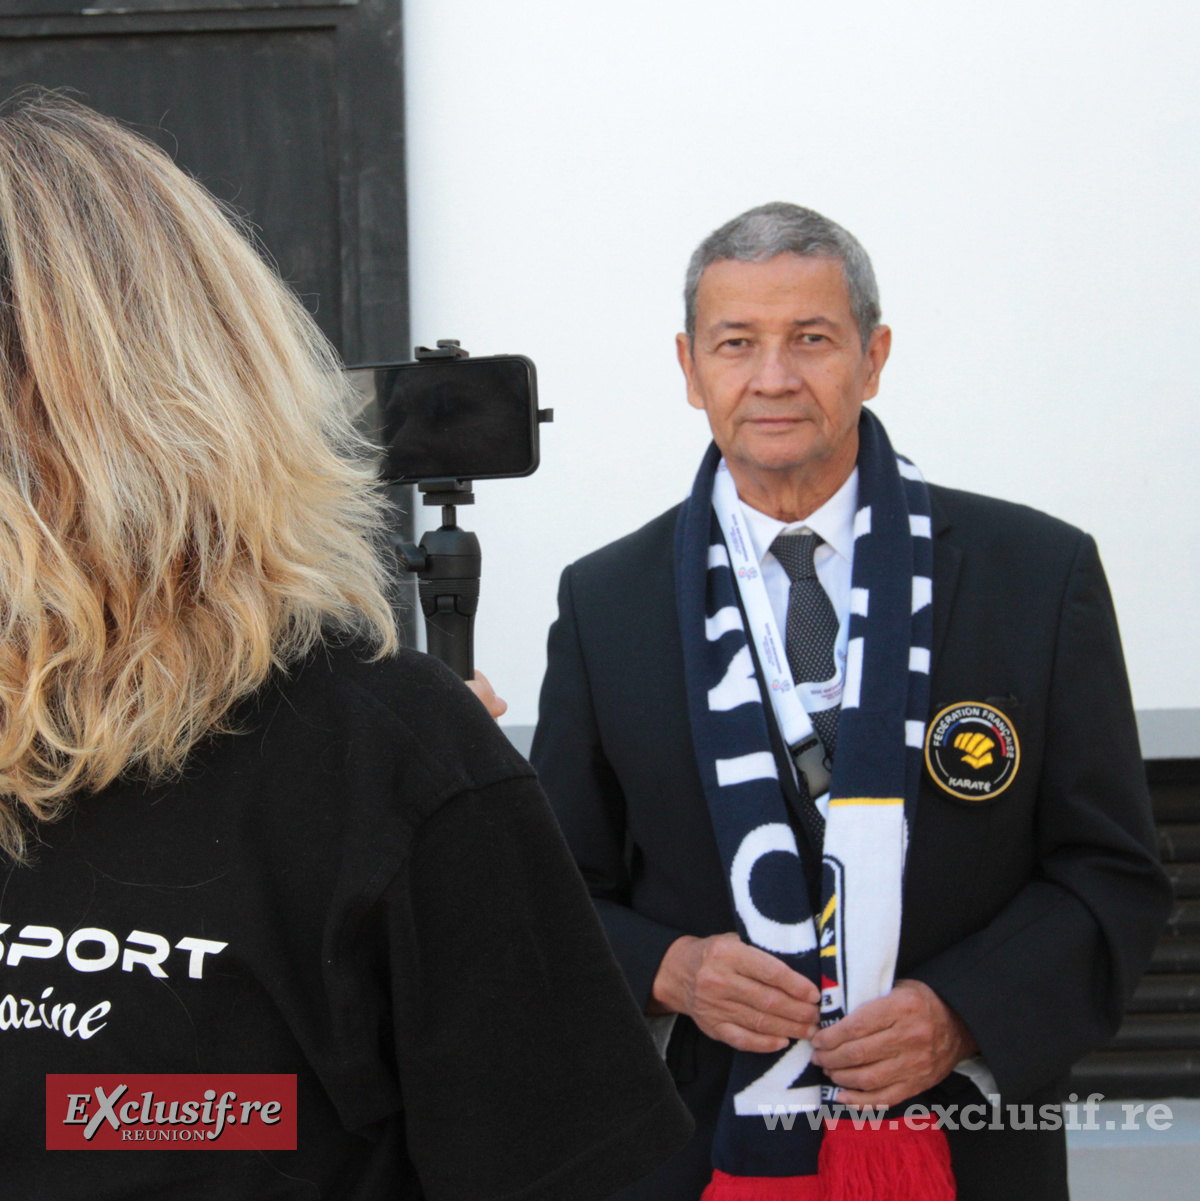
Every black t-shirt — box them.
[0,644,691,1199]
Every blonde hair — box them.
[0,93,397,858]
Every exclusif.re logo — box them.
[45,1074,296,1150]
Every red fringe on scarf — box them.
[701,1118,955,1201]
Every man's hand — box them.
[810,978,977,1109]
[465,671,508,721]
[648,932,820,1053]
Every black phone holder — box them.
[388,339,552,680]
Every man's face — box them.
[678,254,890,482]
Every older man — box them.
[531,203,1169,1201]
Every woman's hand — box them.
[465,671,508,721]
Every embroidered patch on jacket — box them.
[924,702,1020,801]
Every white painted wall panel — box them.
[404,0,1200,723]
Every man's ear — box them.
[861,324,892,401]
[677,332,706,411]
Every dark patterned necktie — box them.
[769,532,841,761]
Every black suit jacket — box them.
[531,483,1171,1201]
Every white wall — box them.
[403,0,1200,726]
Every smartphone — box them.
[348,354,541,484]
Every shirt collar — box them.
[737,467,859,567]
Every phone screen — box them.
[353,356,539,484]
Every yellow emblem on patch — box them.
[953,731,995,769]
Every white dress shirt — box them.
[737,468,859,677]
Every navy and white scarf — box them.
[674,409,936,1189]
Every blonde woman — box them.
[0,95,690,1198]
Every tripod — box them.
[392,479,480,680]
[385,337,552,678]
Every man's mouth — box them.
[745,415,805,428]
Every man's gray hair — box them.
[684,202,881,349]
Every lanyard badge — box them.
[710,462,842,806]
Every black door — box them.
[0,0,409,366]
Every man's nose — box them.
[751,345,801,396]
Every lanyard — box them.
[711,461,836,803]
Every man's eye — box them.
[799,333,827,345]
[719,338,749,349]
